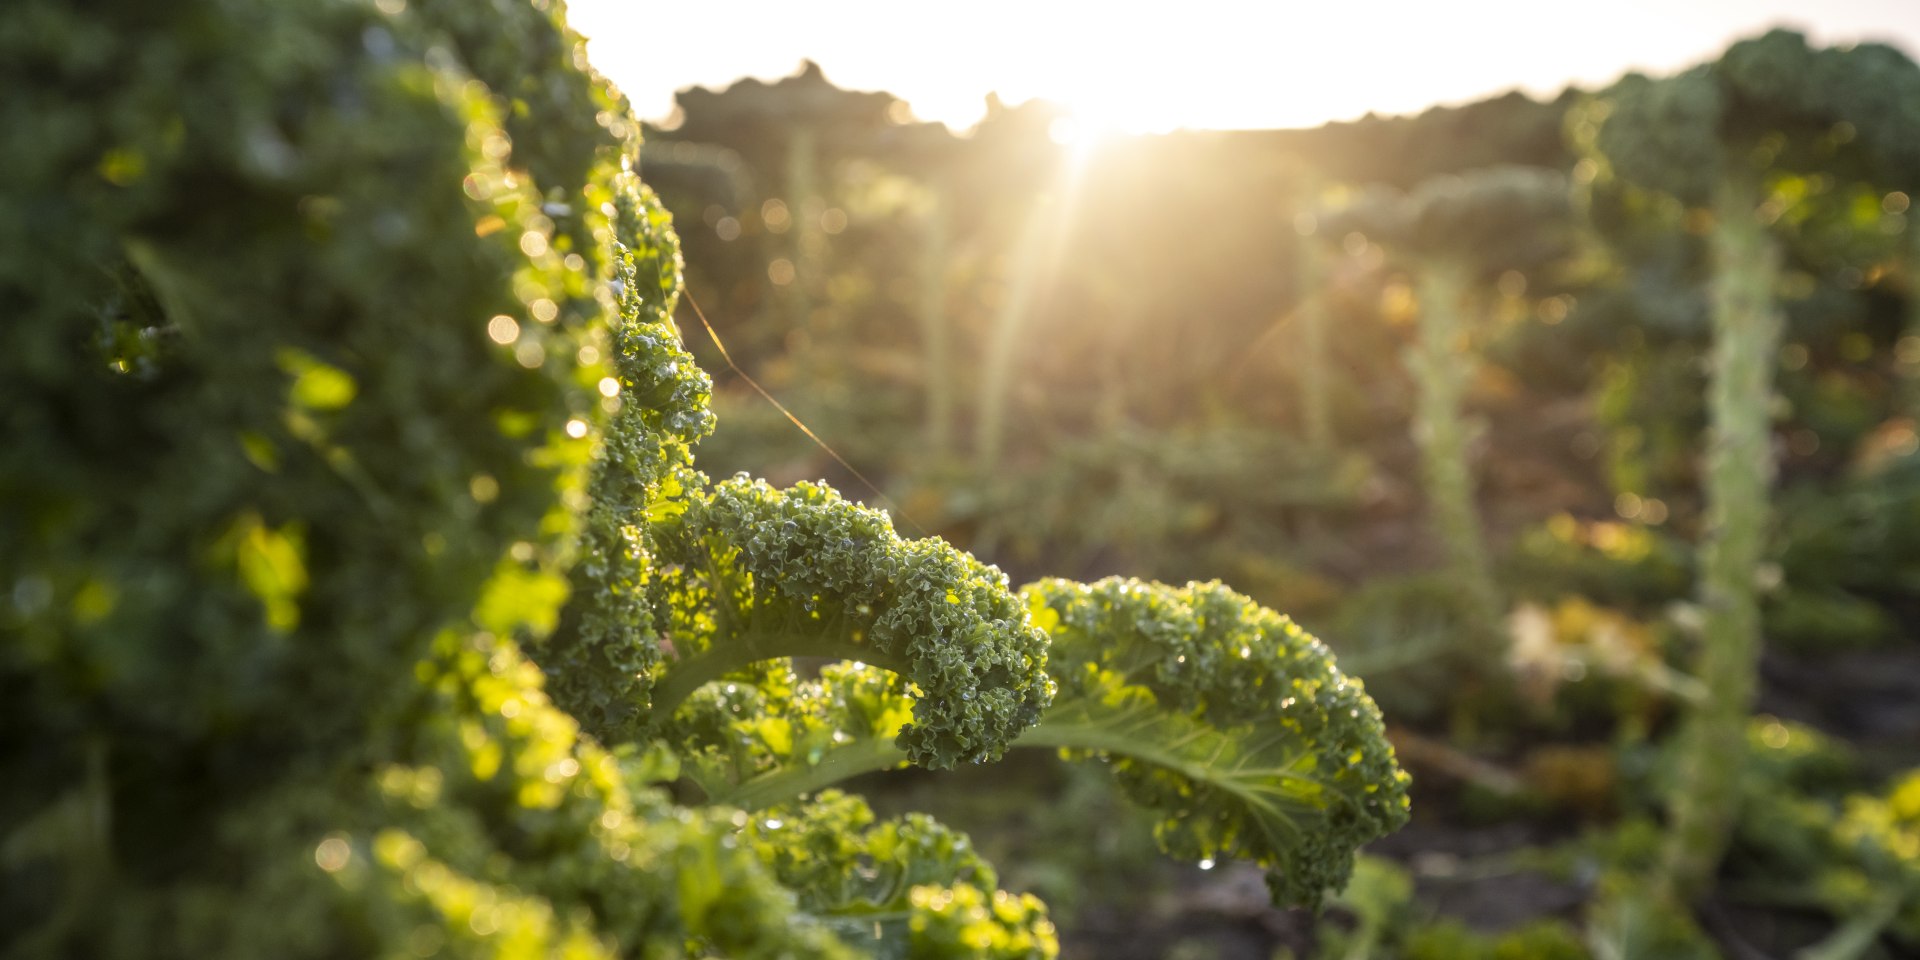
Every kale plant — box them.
[0,1,1409,957]
[1580,29,1920,905]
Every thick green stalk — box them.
[701,695,1331,815]
[1014,708,1327,815]
[1661,177,1783,902]
[919,177,955,457]
[1410,263,1504,662]
[707,735,908,810]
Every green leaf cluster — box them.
[647,475,1053,769]
[1025,578,1411,908]
[1728,723,1920,952]
[1589,29,1920,206]
[667,576,1413,914]
[1323,166,1573,280]
[744,790,1058,959]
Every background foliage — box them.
[635,27,1920,960]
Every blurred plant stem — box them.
[974,201,1052,473]
[1904,226,1920,420]
[783,126,818,331]
[1660,177,1782,903]
[919,175,955,457]
[1298,219,1333,453]
[1795,889,1903,960]
[1409,263,1504,665]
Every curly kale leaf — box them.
[740,790,1058,959]
[1023,577,1411,910]
[1717,30,1920,190]
[1591,30,1920,205]
[668,661,915,807]
[1318,166,1571,279]
[647,476,1053,769]
[544,175,716,744]
[353,632,860,960]
[690,576,1412,910]
[1589,67,1728,208]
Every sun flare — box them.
[564,0,1920,136]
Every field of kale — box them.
[644,42,1920,960]
[3,3,1918,959]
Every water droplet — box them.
[12,577,52,615]
[360,26,396,59]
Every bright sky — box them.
[567,1,1920,134]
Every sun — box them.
[1045,112,1128,173]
